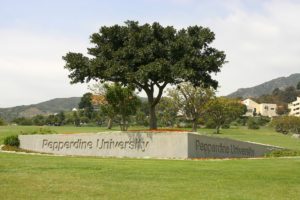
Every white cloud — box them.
[1,0,300,107]
[0,29,90,107]
[208,0,300,95]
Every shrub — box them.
[205,119,217,129]
[4,135,20,147]
[256,116,271,126]
[0,117,6,126]
[247,117,260,129]
[222,123,230,129]
[271,116,300,135]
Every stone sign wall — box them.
[19,132,282,159]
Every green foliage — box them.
[205,97,246,134]
[78,93,94,119]
[12,117,33,125]
[265,149,300,157]
[0,117,6,126]
[103,83,141,131]
[272,116,300,135]
[0,97,80,122]
[297,81,300,90]
[247,117,260,129]
[32,115,46,126]
[156,97,178,127]
[4,135,20,147]
[234,116,248,126]
[63,21,226,129]
[167,83,215,131]
[73,111,81,126]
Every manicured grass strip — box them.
[1,153,300,200]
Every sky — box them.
[1,0,300,107]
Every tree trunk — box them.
[107,118,113,129]
[192,119,197,132]
[149,105,157,130]
[215,125,220,134]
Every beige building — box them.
[242,99,277,117]
[288,97,300,117]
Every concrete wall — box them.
[187,134,280,158]
[19,132,282,159]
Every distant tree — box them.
[12,117,33,126]
[57,111,66,126]
[32,115,46,126]
[282,86,298,103]
[247,117,260,129]
[0,117,6,126]
[168,83,215,132]
[156,97,179,127]
[78,93,94,119]
[205,97,246,134]
[72,111,81,126]
[63,21,226,129]
[276,104,290,115]
[272,88,281,96]
[272,116,300,135]
[297,81,300,90]
[103,83,141,131]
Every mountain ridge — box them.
[227,73,300,98]
[0,97,81,121]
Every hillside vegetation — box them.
[228,73,300,98]
[0,97,81,121]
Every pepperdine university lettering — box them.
[42,138,150,152]
[195,140,255,156]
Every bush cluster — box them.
[247,117,260,129]
[4,135,20,147]
[272,116,300,135]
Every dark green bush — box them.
[272,116,300,135]
[0,117,6,126]
[4,135,20,147]
[222,123,230,129]
[247,117,260,129]
[205,119,217,129]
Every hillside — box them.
[228,73,300,98]
[0,97,81,121]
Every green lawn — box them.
[1,126,300,199]
[1,153,300,200]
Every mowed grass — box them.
[0,153,300,200]
[1,126,300,199]
[1,125,300,150]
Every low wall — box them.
[19,132,282,159]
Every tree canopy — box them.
[168,83,215,132]
[205,97,246,134]
[63,21,226,129]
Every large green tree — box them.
[63,21,226,129]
